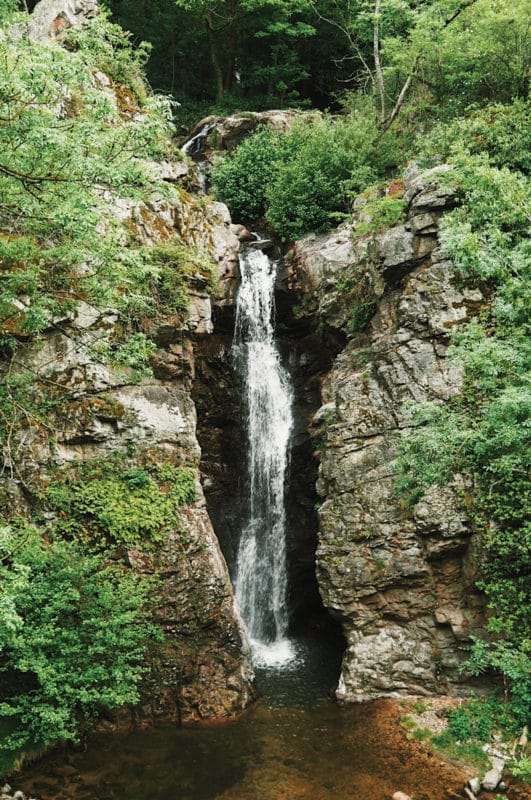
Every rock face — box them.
[181,110,302,153]
[291,168,487,700]
[1,186,254,723]
[24,0,99,42]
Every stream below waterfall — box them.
[17,633,471,800]
[13,637,491,800]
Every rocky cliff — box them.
[1,187,254,724]
[290,167,488,700]
[0,0,253,725]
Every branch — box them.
[0,164,72,188]
[380,0,481,134]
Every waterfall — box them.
[233,245,294,667]
[180,122,214,157]
[180,123,214,194]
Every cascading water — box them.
[180,123,214,194]
[233,245,294,667]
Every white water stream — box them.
[233,246,294,666]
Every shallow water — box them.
[17,635,470,800]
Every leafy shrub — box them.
[66,12,152,103]
[0,523,160,756]
[45,457,197,550]
[264,116,376,240]
[211,125,283,221]
[419,99,531,174]
[212,111,405,240]
[353,189,406,236]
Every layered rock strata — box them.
[291,168,487,700]
[1,189,253,723]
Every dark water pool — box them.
[17,635,468,800]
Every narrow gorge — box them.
[1,0,529,797]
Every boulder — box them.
[26,0,99,42]
[482,768,502,792]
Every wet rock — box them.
[231,224,256,243]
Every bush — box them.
[419,99,531,174]
[0,524,160,755]
[44,456,197,550]
[264,116,376,240]
[212,111,406,241]
[211,125,283,221]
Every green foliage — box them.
[66,13,152,102]
[264,115,376,240]
[0,522,160,755]
[44,456,197,550]
[353,188,406,236]
[0,0,18,23]
[112,332,156,377]
[213,112,406,239]
[430,729,490,772]
[418,99,531,174]
[510,756,531,781]
[336,267,377,335]
[144,241,218,313]
[211,126,283,221]
[0,11,180,344]
[395,144,530,719]
[430,693,531,777]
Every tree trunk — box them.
[205,12,225,100]
[373,0,386,123]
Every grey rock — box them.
[294,167,487,699]
[26,0,99,42]
[467,777,481,795]
[482,768,502,792]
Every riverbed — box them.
[17,634,472,800]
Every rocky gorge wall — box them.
[0,0,254,725]
[290,166,488,700]
[0,182,254,723]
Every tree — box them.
[308,0,484,129]
[0,524,160,755]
